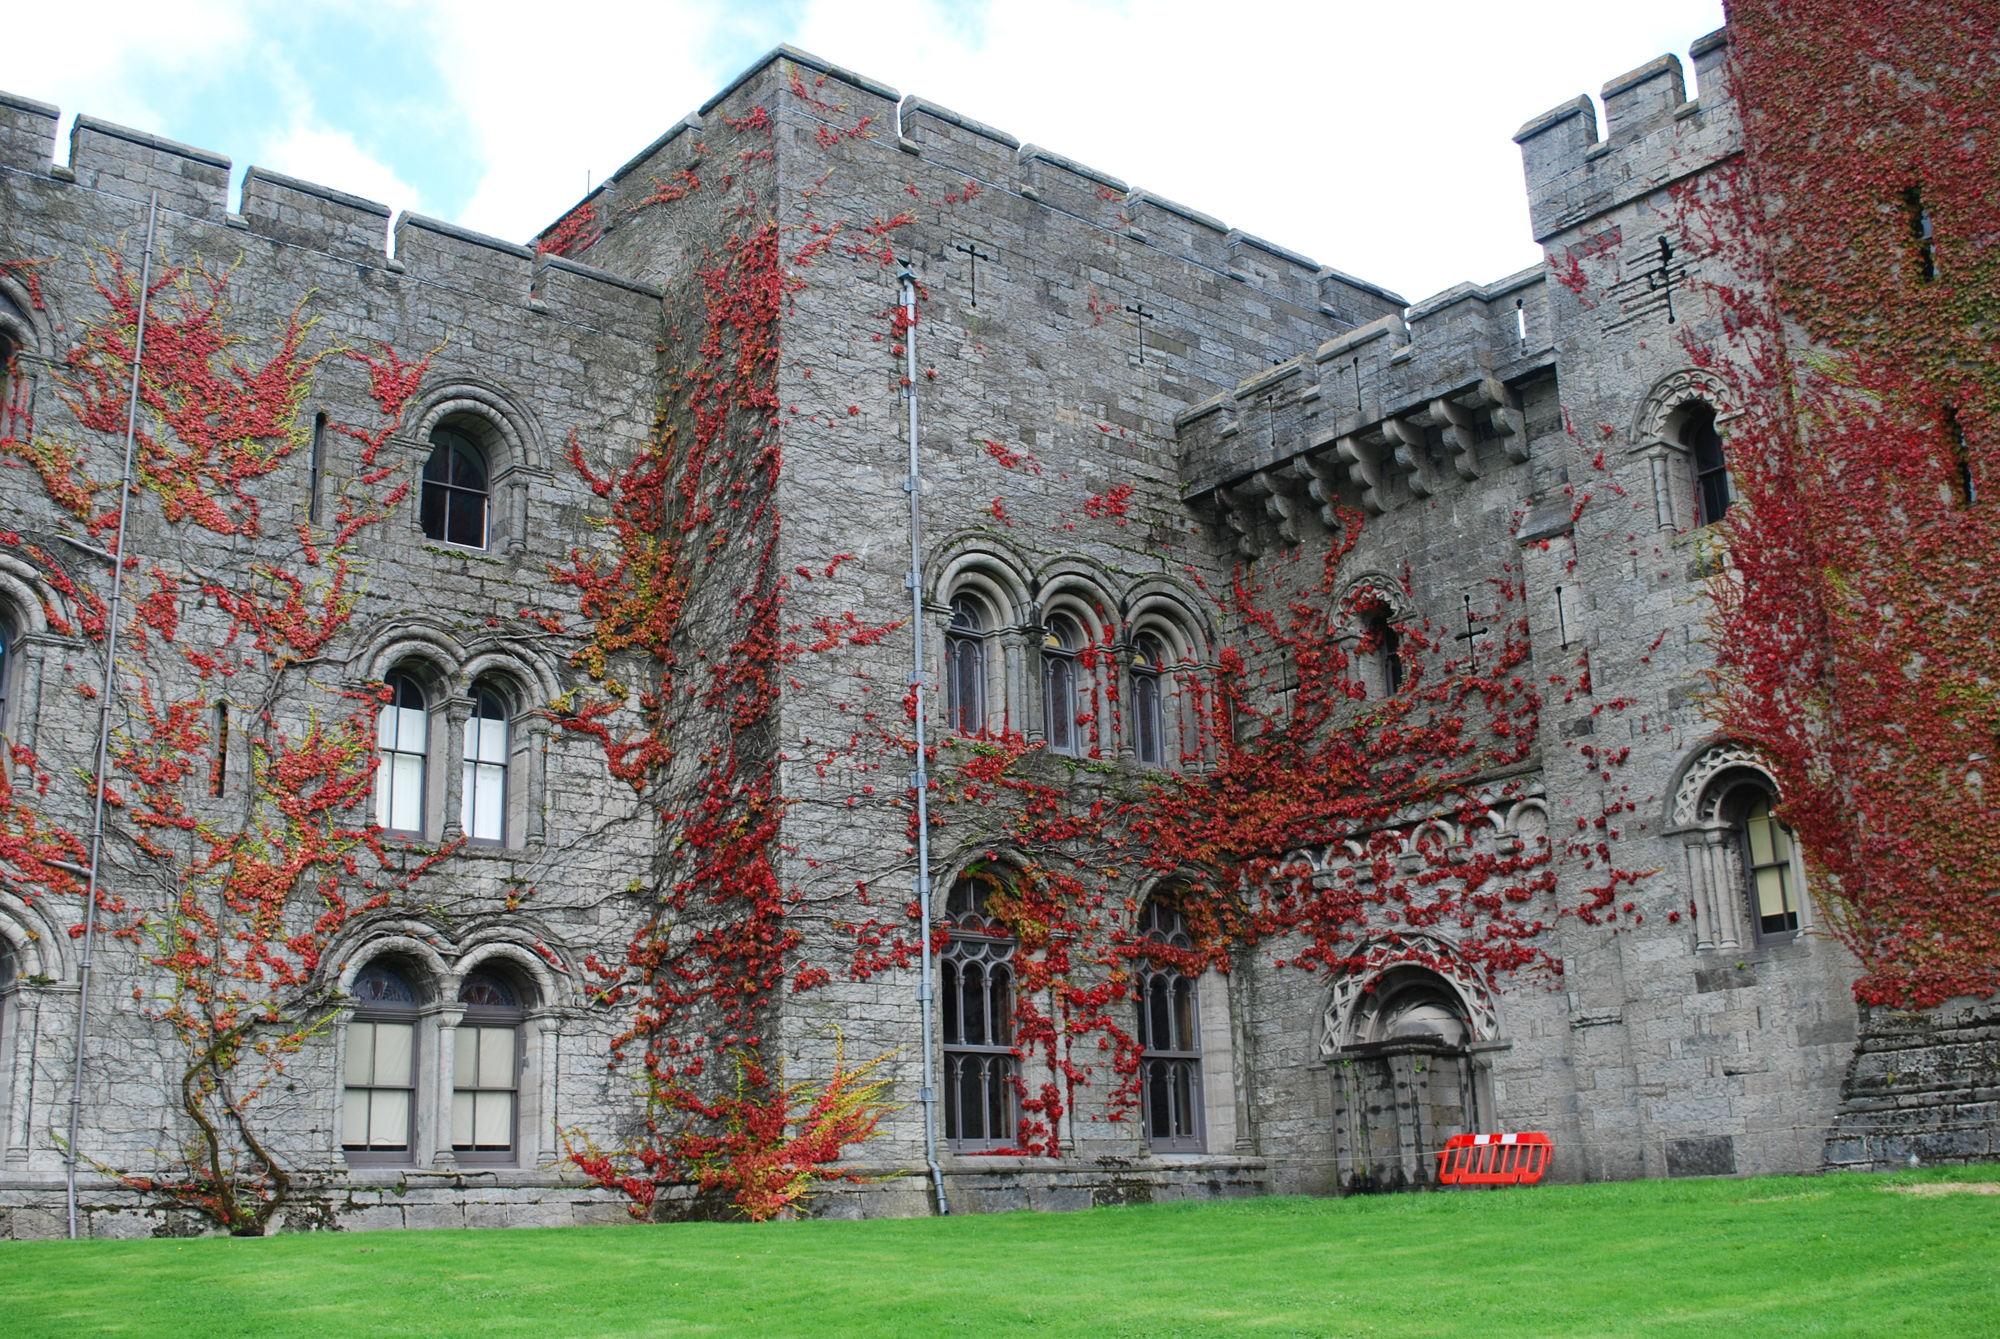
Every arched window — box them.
[942,873,1018,1152]
[453,970,525,1164]
[0,612,15,735]
[1681,403,1731,527]
[421,425,489,548]
[1131,633,1165,766]
[1135,898,1203,1152]
[1732,788,1800,943]
[343,962,420,1164]
[944,596,986,736]
[462,681,510,845]
[1042,614,1082,756]
[1364,614,1403,698]
[375,672,428,836]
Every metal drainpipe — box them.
[66,190,159,1239]
[899,261,948,1216]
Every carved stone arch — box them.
[1336,571,1409,635]
[1036,568,1116,642]
[456,642,561,706]
[411,379,547,477]
[450,931,571,1012]
[0,556,55,639]
[1124,581,1213,664]
[0,890,68,981]
[1634,367,1735,448]
[355,621,467,693]
[1668,738,1779,828]
[0,273,56,362]
[932,537,1033,628]
[332,929,455,1003]
[1319,934,1501,1057]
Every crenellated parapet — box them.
[1175,266,1554,556]
[1514,28,1738,244]
[0,93,663,337]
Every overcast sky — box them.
[2,0,1726,304]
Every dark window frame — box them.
[452,970,526,1166]
[462,680,511,847]
[944,596,987,737]
[1130,632,1166,767]
[375,672,429,838]
[1134,898,1204,1153]
[1042,615,1083,756]
[941,873,1020,1153]
[1681,402,1732,527]
[342,963,422,1167]
[420,425,491,549]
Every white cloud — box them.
[256,123,425,218]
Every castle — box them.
[0,24,1989,1238]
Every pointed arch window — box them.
[1043,614,1082,756]
[421,425,489,549]
[453,970,524,1163]
[462,681,510,845]
[375,673,428,837]
[1681,403,1731,527]
[1131,633,1166,766]
[1135,898,1203,1152]
[942,873,1019,1152]
[945,596,987,736]
[343,963,420,1164]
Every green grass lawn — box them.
[2,1168,1996,1337]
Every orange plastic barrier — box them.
[1435,1132,1552,1186]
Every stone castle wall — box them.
[0,26,1979,1238]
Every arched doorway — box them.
[1323,960,1499,1192]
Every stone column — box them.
[524,719,551,845]
[1647,448,1677,531]
[440,696,471,843]
[1685,837,1718,950]
[1704,829,1743,949]
[4,987,43,1167]
[430,1001,465,1171]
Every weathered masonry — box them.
[0,25,1985,1238]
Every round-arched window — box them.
[942,873,1019,1152]
[375,672,428,836]
[343,961,420,1163]
[454,969,526,1162]
[1042,614,1083,756]
[421,425,489,548]
[1131,632,1166,766]
[1728,786,1799,942]
[945,596,987,736]
[1680,402,1731,527]
[462,680,511,845]
[1135,897,1203,1151]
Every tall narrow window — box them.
[453,971,523,1164]
[307,411,328,525]
[343,963,419,1164]
[1364,614,1403,698]
[1131,633,1165,766]
[1946,408,1976,508]
[421,426,489,548]
[944,596,986,736]
[1042,615,1082,756]
[375,672,428,836]
[1135,898,1203,1152]
[462,682,509,845]
[1682,403,1732,526]
[1905,184,1936,283]
[0,614,14,735]
[208,701,228,798]
[942,874,1018,1152]
[1742,793,1799,942]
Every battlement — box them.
[1514,27,1739,242]
[1176,265,1553,553]
[0,86,662,334]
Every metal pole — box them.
[899,261,947,1216]
[66,190,158,1239]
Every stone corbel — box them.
[1431,397,1481,481]
[1292,447,1346,529]
[1384,416,1440,498]
[1214,483,1269,558]
[1335,433,1387,515]
[1252,469,1320,545]
[1479,377,1530,464]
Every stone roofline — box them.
[1174,264,1554,556]
[538,44,1410,322]
[0,91,663,329]
[1513,26,1741,243]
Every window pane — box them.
[479,1027,516,1089]
[454,1025,478,1087]
[452,1091,474,1148]
[943,1054,960,1140]
[342,1087,370,1147]
[1135,676,1160,764]
[957,1058,984,1139]
[448,491,486,548]
[984,1056,1007,1143]
[398,705,427,751]
[1747,814,1777,865]
[1756,866,1791,921]
[346,1023,375,1086]
[368,1089,410,1148]
[474,1091,513,1148]
[990,967,1011,1046]
[961,963,985,1046]
[1173,978,1196,1052]
[390,754,424,832]
[377,707,397,750]
[373,1022,414,1086]
[469,762,505,841]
